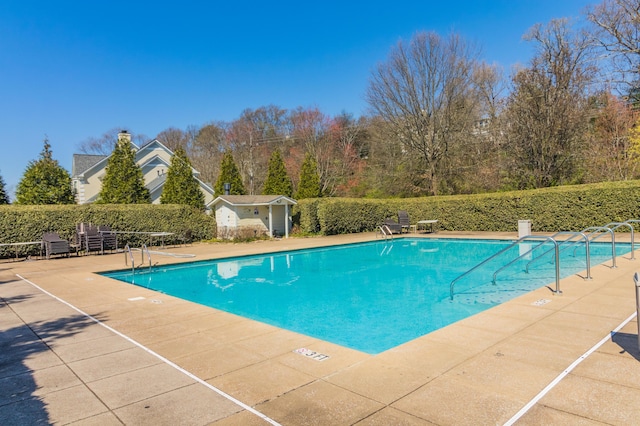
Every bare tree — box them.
[156,127,190,152]
[77,128,149,155]
[330,112,368,196]
[363,117,418,197]
[189,122,228,186]
[504,19,596,188]
[227,106,289,195]
[289,107,339,195]
[587,0,640,89]
[366,31,481,195]
[474,62,507,121]
[584,92,639,181]
[439,62,508,194]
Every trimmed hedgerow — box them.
[0,204,216,257]
[294,198,322,233]
[295,181,640,235]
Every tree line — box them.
[4,132,321,209]
[137,1,640,197]
[3,0,640,205]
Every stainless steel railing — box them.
[525,231,591,280]
[141,244,153,271]
[124,244,135,274]
[449,220,638,301]
[450,235,561,300]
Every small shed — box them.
[209,195,297,239]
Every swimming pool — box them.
[102,238,631,354]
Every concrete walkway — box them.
[1,232,639,425]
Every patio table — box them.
[416,220,438,233]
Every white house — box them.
[71,131,215,207]
[210,195,297,239]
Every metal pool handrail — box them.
[625,219,640,260]
[525,231,591,280]
[377,225,394,240]
[582,226,617,268]
[124,244,135,274]
[449,235,561,300]
[603,222,635,261]
[141,244,152,271]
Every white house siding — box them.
[137,147,172,204]
[201,185,215,207]
[79,168,103,203]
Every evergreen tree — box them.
[296,153,321,199]
[99,135,150,203]
[214,150,246,195]
[15,138,75,204]
[160,147,205,209]
[262,149,293,196]
[0,172,9,204]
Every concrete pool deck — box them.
[1,231,639,425]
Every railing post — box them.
[584,226,617,268]
[584,237,591,280]
[635,272,640,351]
[124,244,135,275]
[553,241,562,295]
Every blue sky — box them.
[0,0,595,199]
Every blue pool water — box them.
[102,238,631,354]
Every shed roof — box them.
[210,195,297,207]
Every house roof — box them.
[209,195,297,207]
[194,177,215,196]
[72,154,107,177]
[71,140,140,179]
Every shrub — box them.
[0,204,216,258]
[295,181,640,235]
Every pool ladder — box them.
[377,225,394,240]
[124,244,154,274]
[449,219,637,300]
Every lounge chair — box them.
[42,232,70,259]
[383,217,402,234]
[398,211,411,233]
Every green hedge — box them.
[0,204,217,257]
[296,181,640,235]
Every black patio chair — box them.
[42,232,70,259]
[383,217,402,234]
[98,225,117,253]
[398,210,411,233]
[84,225,104,255]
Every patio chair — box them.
[42,232,70,259]
[71,222,89,253]
[398,211,411,233]
[383,217,402,234]
[84,225,104,255]
[98,225,117,253]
